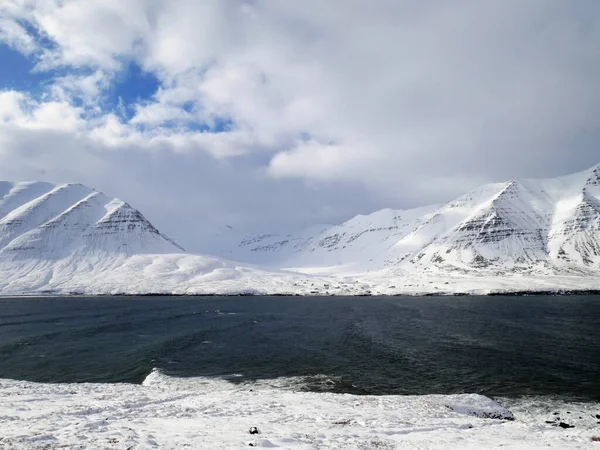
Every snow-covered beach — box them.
[1,371,598,449]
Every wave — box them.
[142,368,349,393]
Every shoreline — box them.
[1,374,598,449]
[1,289,600,298]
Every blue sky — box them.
[0,42,161,118]
[0,0,598,250]
[109,63,160,118]
[0,40,236,135]
[0,44,50,93]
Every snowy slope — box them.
[0,182,183,260]
[0,182,318,296]
[388,164,600,275]
[223,205,438,270]
[223,164,600,279]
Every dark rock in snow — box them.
[558,422,574,429]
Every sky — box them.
[0,0,599,252]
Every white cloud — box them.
[49,71,110,106]
[0,92,85,131]
[0,91,28,122]
[269,140,369,182]
[29,101,86,131]
[33,0,151,70]
[130,103,194,126]
[0,17,38,55]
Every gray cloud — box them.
[0,0,599,251]
[0,125,377,251]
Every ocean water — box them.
[0,295,598,401]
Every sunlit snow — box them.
[0,372,598,449]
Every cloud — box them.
[0,91,85,131]
[0,0,598,250]
[0,91,27,122]
[0,121,375,252]
[269,140,373,182]
[50,71,110,105]
[35,0,152,70]
[0,17,38,55]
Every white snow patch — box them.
[0,373,598,449]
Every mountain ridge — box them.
[0,182,183,260]
[221,163,600,276]
[1,164,600,296]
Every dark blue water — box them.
[0,296,598,401]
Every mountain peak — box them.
[0,181,184,260]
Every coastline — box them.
[1,373,598,449]
[2,289,600,298]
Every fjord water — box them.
[0,296,598,401]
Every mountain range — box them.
[224,163,600,276]
[1,164,599,295]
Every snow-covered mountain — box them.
[0,182,183,260]
[222,164,600,277]
[1,164,600,296]
[0,182,318,295]
[219,206,438,270]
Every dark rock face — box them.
[479,411,515,421]
[445,400,515,421]
[549,194,600,266]
[93,204,160,235]
[422,181,550,269]
[586,167,600,187]
[82,201,184,254]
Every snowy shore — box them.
[1,371,598,449]
[2,252,600,297]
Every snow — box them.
[1,163,600,296]
[0,181,56,219]
[224,205,439,270]
[2,250,600,295]
[223,163,600,282]
[0,372,598,449]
